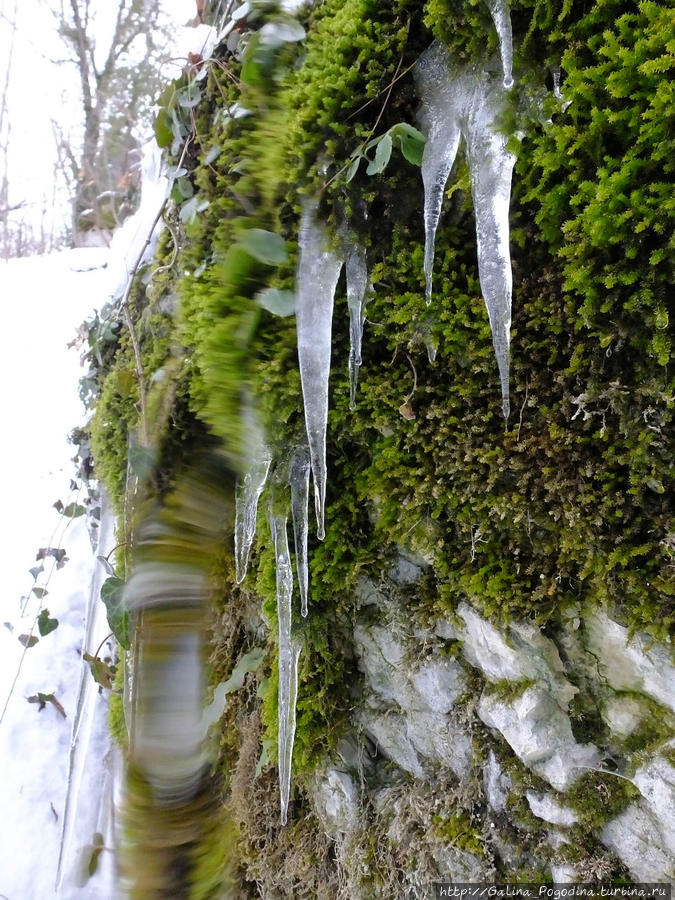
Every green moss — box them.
[567,771,640,830]
[432,810,485,856]
[108,659,128,750]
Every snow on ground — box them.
[0,248,116,899]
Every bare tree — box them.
[52,0,166,245]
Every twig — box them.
[92,632,115,662]
[516,380,529,442]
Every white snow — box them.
[0,248,116,899]
[416,42,516,419]
[295,201,344,540]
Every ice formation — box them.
[269,511,302,824]
[296,201,344,539]
[487,0,514,89]
[416,42,516,419]
[290,443,311,617]
[234,444,272,583]
[345,240,369,409]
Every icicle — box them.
[234,445,272,583]
[344,240,369,409]
[465,76,516,420]
[486,0,514,89]
[416,45,466,305]
[290,443,311,617]
[268,511,302,825]
[416,43,515,419]
[296,201,344,540]
[552,67,562,100]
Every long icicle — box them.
[290,443,311,617]
[344,240,369,409]
[234,445,272,583]
[269,511,302,825]
[295,201,344,539]
[416,42,515,418]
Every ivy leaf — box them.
[154,109,173,149]
[31,587,48,599]
[83,653,115,690]
[18,634,39,648]
[390,122,426,166]
[366,132,393,175]
[62,503,86,518]
[128,444,156,480]
[345,155,362,183]
[27,692,66,718]
[100,577,130,650]
[36,547,68,569]
[96,555,115,577]
[239,229,288,266]
[254,288,295,317]
[37,609,59,636]
[29,564,44,580]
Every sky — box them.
[0,2,200,896]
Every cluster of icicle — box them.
[233,207,370,825]
[234,0,518,824]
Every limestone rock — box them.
[601,803,675,881]
[457,602,576,707]
[313,768,360,836]
[602,694,647,738]
[633,752,675,856]
[478,686,600,790]
[526,790,578,826]
[483,750,511,812]
[585,609,675,715]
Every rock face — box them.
[343,593,675,886]
[478,686,600,791]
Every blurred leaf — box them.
[18,634,39,648]
[83,653,115,690]
[255,738,274,777]
[29,564,44,580]
[62,503,86,518]
[128,444,156,480]
[31,587,48,599]
[100,577,130,650]
[254,288,295,317]
[37,609,59,636]
[96,555,115,576]
[27,692,66,718]
[36,547,68,568]
[154,108,173,149]
[239,229,288,266]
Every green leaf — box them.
[366,132,393,175]
[254,288,295,317]
[96,555,115,576]
[200,647,266,733]
[390,122,426,166]
[154,108,173,149]
[128,444,156,480]
[62,502,86,518]
[37,609,59,636]
[177,82,202,109]
[239,229,288,266]
[83,653,115,689]
[100,577,130,650]
[345,155,362,183]
[255,738,275,777]
[27,692,66,717]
